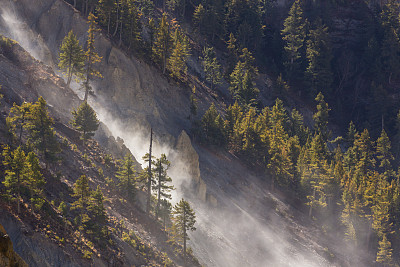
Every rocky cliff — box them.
[0,223,27,267]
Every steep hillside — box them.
[0,38,201,266]
[0,0,392,267]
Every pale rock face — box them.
[175,130,207,202]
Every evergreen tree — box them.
[71,101,100,146]
[168,29,190,79]
[159,199,172,231]
[25,151,45,199]
[2,146,27,214]
[96,0,115,34]
[8,102,32,146]
[274,74,289,97]
[201,47,222,90]
[313,92,331,142]
[116,153,136,200]
[346,121,358,147]
[376,234,393,265]
[170,199,196,266]
[88,185,108,238]
[200,103,225,145]
[72,175,91,226]
[193,4,206,33]
[189,86,197,120]
[58,31,85,87]
[376,130,395,180]
[84,13,103,102]
[305,19,333,96]
[153,13,172,74]
[27,97,60,165]
[153,154,174,220]
[281,0,308,79]
[229,62,259,107]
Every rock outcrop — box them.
[0,223,27,267]
[175,131,208,202]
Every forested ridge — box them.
[59,0,400,265]
[3,0,400,265]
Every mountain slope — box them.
[0,1,370,266]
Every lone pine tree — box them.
[58,30,85,87]
[83,13,102,102]
[170,199,196,266]
[116,154,137,200]
[71,101,100,146]
[152,154,174,220]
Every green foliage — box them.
[153,13,172,74]
[313,93,331,142]
[170,199,196,263]
[281,0,308,79]
[0,35,15,59]
[8,102,33,146]
[116,154,137,200]
[71,101,100,145]
[152,154,174,220]
[58,30,85,86]
[27,97,60,165]
[168,28,190,80]
[83,13,103,102]
[199,103,226,146]
[201,47,222,90]
[305,19,333,96]
[2,146,45,213]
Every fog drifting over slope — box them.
[0,2,338,266]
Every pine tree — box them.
[58,30,85,87]
[116,154,136,200]
[281,0,308,79]
[153,13,172,74]
[124,1,142,52]
[170,199,196,266]
[71,101,100,146]
[201,47,222,90]
[25,151,45,198]
[8,102,32,146]
[229,62,259,107]
[189,86,197,120]
[72,175,91,226]
[193,4,206,34]
[313,92,331,142]
[159,199,172,231]
[346,121,358,147]
[168,29,190,79]
[200,103,225,145]
[96,0,115,34]
[2,146,27,214]
[88,185,108,238]
[239,48,258,78]
[305,19,333,96]
[27,97,60,165]
[153,154,174,220]
[376,130,395,180]
[376,234,393,265]
[84,13,103,102]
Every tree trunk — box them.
[309,187,316,218]
[113,2,120,37]
[146,128,153,215]
[183,209,187,267]
[156,161,161,219]
[107,13,111,35]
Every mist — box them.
[0,2,340,266]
